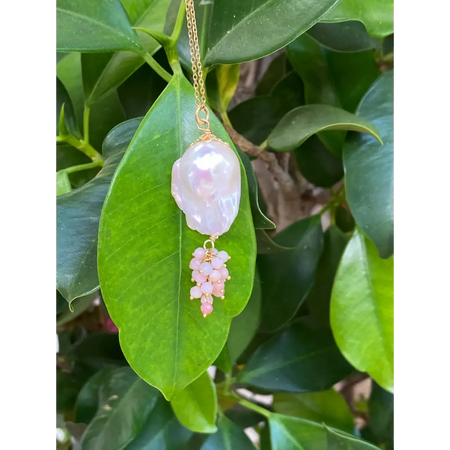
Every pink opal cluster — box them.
[189,247,231,317]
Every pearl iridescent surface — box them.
[189,246,231,317]
[171,140,241,237]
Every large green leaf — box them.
[57,0,143,53]
[238,317,353,392]
[307,21,381,52]
[237,149,275,230]
[306,226,348,329]
[124,396,193,449]
[82,0,173,105]
[80,367,159,449]
[203,0,341,67]
[267,104,381,153]
[226,273,262,364]
[344,71,393,258]
[201,416,257,450]
[97,73,256,400]
[321,0,394,38]
[331,228,393,392]
[258,216,324,333]
[171,371,217,433]
[57,119,140,303]
[269,414,378,450]
[273,389,354,433]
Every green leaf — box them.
[331,228,393,392]
[307,21,381,53]
[366,382,393,447]
[201,416,257,450]
[326,426,379,449]
[267,104,382,153]
[238,317,353,392]
[226,272,262,364]
[57,170,72,196]
[237,149,275,230]
[256,229,293,255]
[97,73,256,400]
[225,408,264,429]
[124,396,193,449]
[258,216,324,332]
[203,0,341,67]
[294,135,343,188]
[80,367,160,450]
[207,65,240,114]
[321,0,394,38]
[117,60,167,119]
[75,368,114,424]
[269,414,378,450]
[57,77,80,137]
[344,71,393,258]
[306,226,348,329]
[171,371,217,434]
[57,52,127,151]
[229,76,303,145]
[57,0,143,53]
[82,0,173,105]
[273,390,354,433]
[57,291,98,326]
[287,34,379,153]
[256,53,288,96]
[57,119,140,303]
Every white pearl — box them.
[171,140,241,236]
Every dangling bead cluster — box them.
[189,239,231,317]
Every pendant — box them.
[171,135,241,317]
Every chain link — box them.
[185,0,211,132]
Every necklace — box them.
[171,0,241,318]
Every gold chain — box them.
[185,0,211,133]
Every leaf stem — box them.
[142,52,172,82]
[170,0,186,44]
[83,104,91,144]
[65,160,103,174]
[236,397,271,419]
[57,134,104,165]
[222,111,233,128]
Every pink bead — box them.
[218,251,229,261]
[201,295,213,304]
[194,247,205,259]
[209,270,221,282]
[201,302,213,315]
[219,267,229,279]
[201,282,213,294]
[212,248,219,255]
[189,258,200,270]
[199,262,213,275]
[213,288,223,298]
[212,257,224,269]
[213,282,223,291]
[193,270,207,284]
[190,286,202,299]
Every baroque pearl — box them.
[171,140,241,236]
